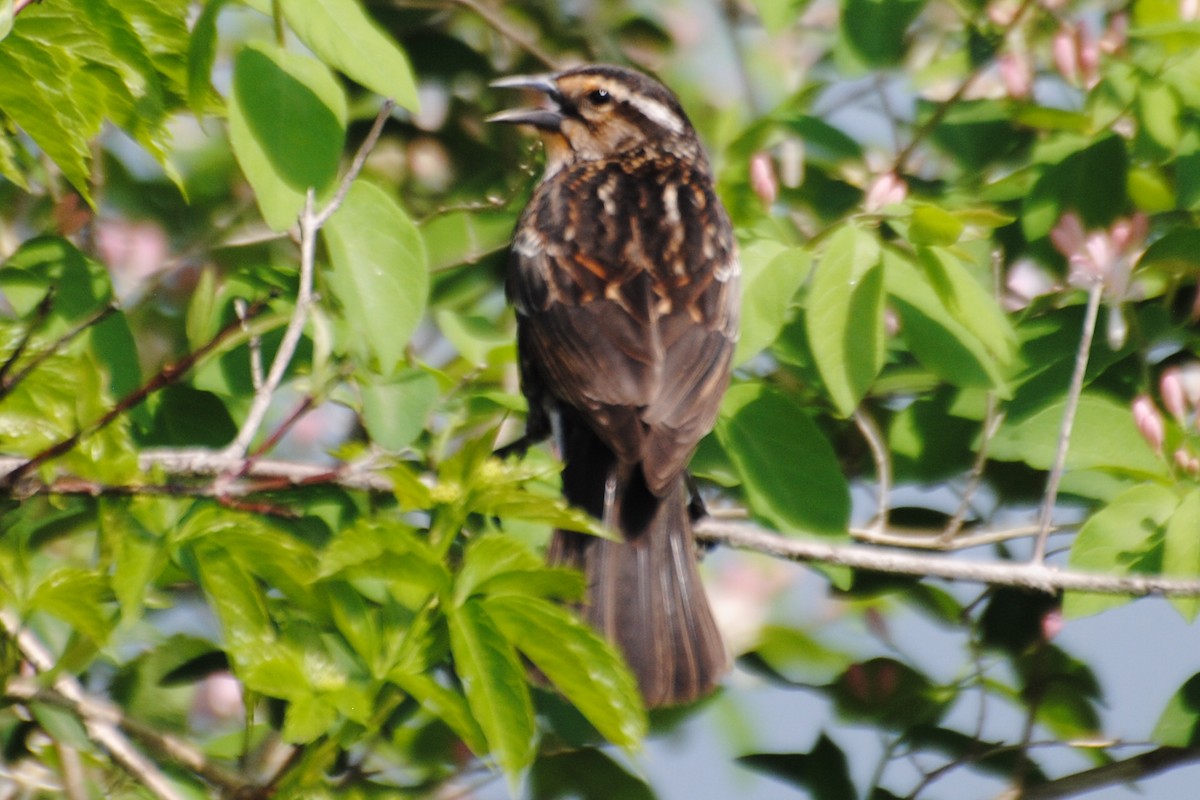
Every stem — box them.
[1032,282,1103,564]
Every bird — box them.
[489,64,740,707]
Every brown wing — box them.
[508,151,739,495]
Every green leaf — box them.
[186,0,231,115]
[391,672,488,755]
[841,0,927,66]
[282,693,339,744]
[324,179,429,376]
[191,542,273,648]
[279,0,419,110]
[435,310,514,366]
[1164,489,1200,621]
[1023,135,1128,240]
[228,42,347,231]
[1063,483,1180,618]
[916,247,1016,366]
[735,241,811,366]
[990,392,1167,478]
[530,749,655,800]
[28,568,112,645]
[421,208,518,271]
[359,368,439,451]
[454,533,542,605]
[829,658,947,728]
[805,225,885,416]
[486,594,646,749]
[909,205,964,246]
[448,598,536,780]
[738,734,856,800]
[884,252,1010,393]
[717,382,850,535]
[1154,673,1200,746]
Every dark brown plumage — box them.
[490,64,740,707]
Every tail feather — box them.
[549,418,727,707]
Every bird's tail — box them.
[548,419,728,707]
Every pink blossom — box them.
[1004,259,1058,310]
[1174,447,1200,475]
[1161,367,1189,422]
[864,172,907,212]
[1049,212,1146,295]
[998,52,1034,99]
[1042,608,1064,641]
[1053,23,1101,89]
[1184,0,1200,22]
[1132,394,1165,454]
[1179,362,1200,412]
[749,152,778,206]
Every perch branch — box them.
[224,99,395,459]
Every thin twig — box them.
[942,396,1006,543]
[1019,746,1200,799]
[696,518,1200,596]
[1032,282,1103,564]
[225,100,395,458]
[854,407,891,532]
[0,288,55,389]
[0,299,270,490]
[235,297,264,390]
[0,303,118,398]
[445,0,562,69]
[1,612,190,800]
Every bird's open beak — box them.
[486,73,565,130]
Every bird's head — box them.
[488,64,701,171]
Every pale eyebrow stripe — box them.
[606,84,685,135]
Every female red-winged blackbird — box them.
[490,64,740,707]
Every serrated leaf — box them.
[391,672,488,755]
[1164,489,1200,621]
[486,594,646,749]
[717,382,850,535]
[228,42,347,230]
[279,0,419,110]
[1064,483,1180,618]
[909,205,964,246]
[191,542,273,648]
[454,533,542,605]
[805,225,885,416]
[187,0,231,115]
[448,598,536,780]
[736,241,810,366]
[282,693,338,744]
[324,179,429,375]
[27,568,112,645]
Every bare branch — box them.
[854,407,891,531]
[0,299,270,491]
[225,99,395,458]
[445,0,563,70]
[1018,746,1200,799]
[696,517,1200,597]
[1,611,191,800]
[1033,282,1103,564]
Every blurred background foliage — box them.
[2,0,1200,797]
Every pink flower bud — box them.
[1132,394,1165,454]
[1053,25,1079,83]
[864,172,907,212]
[1050,212,1086,258]
[998,52,1033,99]
[1175,447,1200,475]
[1161,367,1188,421]
[749,152,778,206]
[1042,608,1064,641]
[1180,362,1200,412]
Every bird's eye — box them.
[587,88,612,106]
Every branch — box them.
[1033,282,1103,564]
[223,99,395,459]
[1,611,194,800]
[0,299,270,491]
[446,0,563,70]
[0,301,117,399]
[1019,746,1200,800]
[695,518,1200,596]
